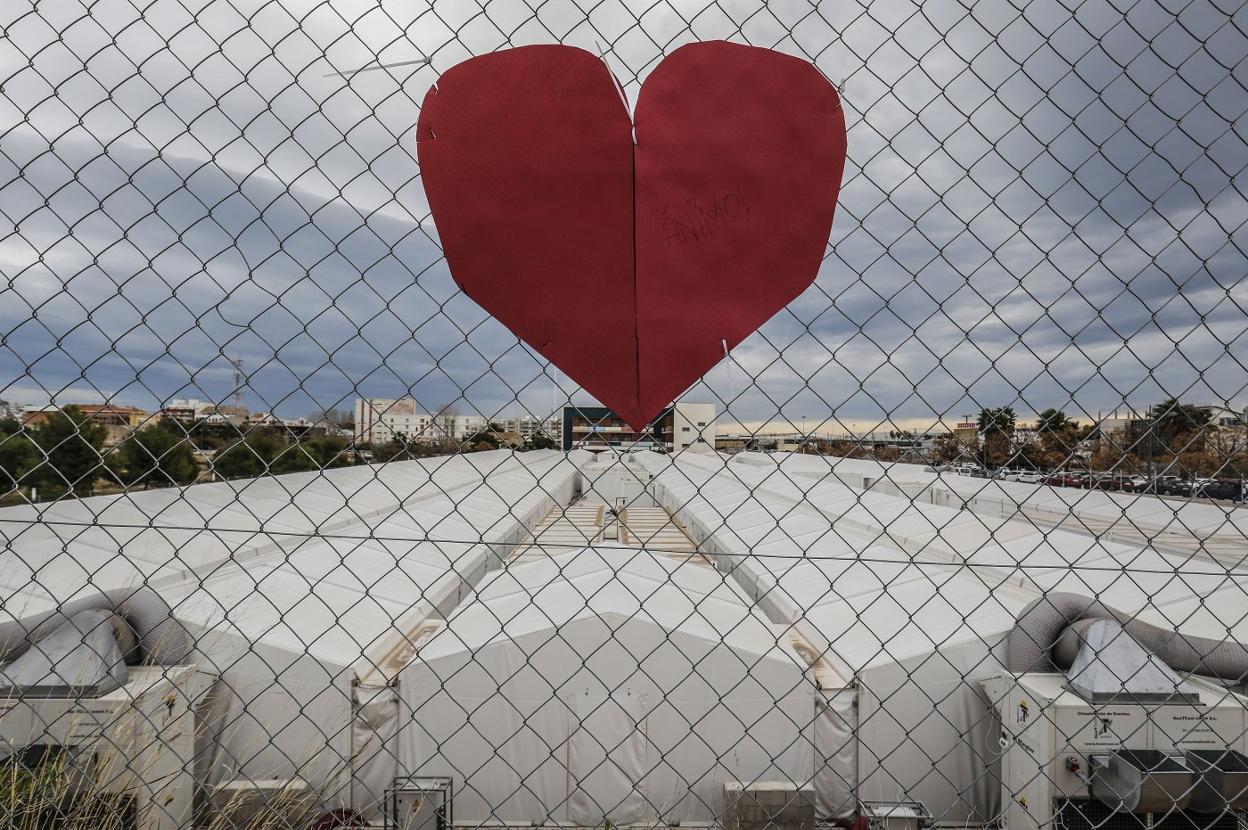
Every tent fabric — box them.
[3,445,1244,822]
[627,450,1248,822]
[0,450,588,800]
[0,609,129,694]
[757,454,1248,567]
[814,687,856,818]
[397,549,816,824]
[0,450,582,620]
[0,586,186,666]
[350,682,402,823]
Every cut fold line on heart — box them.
[416,41,847,431]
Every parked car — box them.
[1047,472,1084,487]
[951,465,984,477]
[1155,478,1192,496]
[1144,476,1176,494]
[1193,479,1242,500]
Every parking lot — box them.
[946,465,1246,503]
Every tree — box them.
[814,439,868,458]
[298,435,354,469]
[372,440,415,462]
[116,424,200,489]
[931,433,976,465]
[1035,408,1075,435]
[1148,398,1212,453]
[212,431,285,479]
[187,419,236,451]
[521,431,559,451]
[0,417,38,495]
[977,406,1016,467]
[1206,428,1248,478]
[25,406,109,498]
[977,406,1017,435]
[1034,409,1085,470]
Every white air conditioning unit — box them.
[0,664,214,830]
[982,671,1248,830]
[387,775,452,830]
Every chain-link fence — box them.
[3,0,1248,828]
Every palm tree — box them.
[977,406,1016,436]
[1148,398,1212,444]
[977,406,1016,468]
[1035,408,1075,435]
[1035,409,1083,470]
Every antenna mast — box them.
[231,357,246,414]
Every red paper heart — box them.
[417,41,846,430]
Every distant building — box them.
[77,403,147,428]
[563,402,716,453]
[354,398,429,445]
[501,415,561,443]
[1203,404,1246,431]
[21,403,150,447]
[434,413,489,443]
[80,404,150,447]
[19,404,60,427]
[671,402,716,453]
[953,419,978,444]
[715,432,803,453]
[1091,416,1153,455]
[1012,424,1039,446]
[353,398,487,446]
[159,398,220,423]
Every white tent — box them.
[754,453,1248,567]
[631,450,1248,823]
[0,449,588,810]
[396,548,817,825]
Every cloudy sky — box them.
[1,0,1245,436]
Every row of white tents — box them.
[631,450,1248,822]
[2,448,1246,825]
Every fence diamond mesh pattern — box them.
[2,0,1248,829]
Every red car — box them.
[1046,472,1084,488]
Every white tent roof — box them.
[0,449,588,791]
[630,451,1246,676]
[752,453,1248,566]
[397,548,816,825]
[1,449,582,626]
[418,547,798,662]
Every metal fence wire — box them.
[2,0,1248,829]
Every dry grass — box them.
[2,750,134,830]
[0,747,321,830]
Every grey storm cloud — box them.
[1,0,1245,432]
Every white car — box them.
[1016,471,1045,484]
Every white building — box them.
[432,412,488,442]
[501,414,561,443]
[353,398,487,446]
[159,398,219,423]
[671,401,716,452]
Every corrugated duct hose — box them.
[0,587,191,666]
[1006,592,1248,684]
